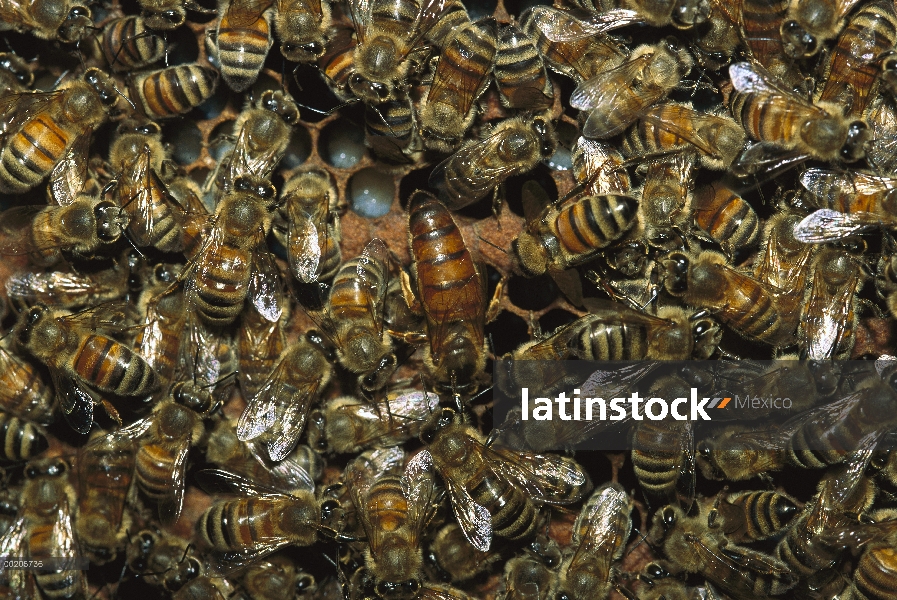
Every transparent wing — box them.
[570,54,652,111]
[527,6,641,42]
[486,445,587,504]
[0,517,32,599]
[0,91,64,138]
[347,0,373,42]
[157,441,190,526]
[429,133,524,209]
[194,468,292,498]
[729,61,811,106]
[794,209,881,243]
[50,497,80,559]
[800,168,897,200]
[52,372,95,435]
[265,379,319,461]
[639,104,720,157]
[425,18,496,116]
[731,142,809,178]
[249,232,285,322]
[237,360,286,442]
[224,0,274,28]
[801,262,859,360]
[245,439,315,493]
[568,484,631,578]
[356,238,390,336]
[287,204,322,283]
[47,132,91,206]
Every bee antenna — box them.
[164,32,169,67]
[111,81,136,110]
[51,69,71,90]
[371,105,399,138]
[119,222,147,260]
[295,97,360,117]
[475,233,507,255]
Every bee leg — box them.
[399,269,422,314]
[99,400,122,428]
[486,277,505,323]
[491,184,504,223]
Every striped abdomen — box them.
[740,0,790,67]
[0,114,72,194]
[631,420,686,498]
[136,443,183,501]
[469,462,536,541]
[122,148,184,252]
[0,412,47,461]
[238,311,283,399]
[215,7,274,92]
[408,195,484,344]
[730,91,805,149]
[136,292,186,383]
[775,512,840,576]
[818,0,897,118]
[78,436,134,520]
[328,256,386,324]
[134,64,218,119]
[692,183,760,251]
[579,315,649,360]
[426,0,471,47]
[30,516,85,599]
[365,477,410,537]
[188,244,252,326]
[198,495,318,551]
[319,28,355,94]
[720,273,791,345]
[521,12,622,81]
[102,16,164,71]
[72,334,159,396]
[495,23,552,109]
[728,491,798,541]
[852,545,897,600]
[365,99,415,141]
[550,195,638,267]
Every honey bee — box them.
[0,0,92,43]
[108,118,189,253]
[571,39,693,140]
[631,563,692,600]
[242,556,317,600]
[274,168,342,284]
[117,382,217,525]
[418,17,497,153]
[14,303,161,434]
[101,16,165,71]
[182,163,283,328]
[876,248,897,318]
[405,407,588,551]
[691,0,740,70]
[323,239,398,392]
[131,63,219,120]
[0,68,120,195]
[813,0,897,118]
[429,115,556,211]
[729,61,870,175]
[571,137,632,197]
[706,490,800,544]
[661,250,800,347]
[651,501,797,600]
[406,192,495,393]
[690,181,760,257]
[0,52,33,96]
[753,210,816,292]
[631,375,696,509]
[276,0,332,63]
[739,0,801,85]
[347,447,440,600]
[780,0,869,59]
[75,427,137,565]
[174,576,238,600]
[125,528,209,593]
[622,103,745,171]
[307,389,440,454]
[696,423,792,481]
[0,458,85,600]
[207,0,275,92]
[636,153,693,252]
[520,5,631,83]
[494,21,553,111]
[428,523,498,583]
[238,335,333,461]
[551,483,631,600]
[0,341,54,425]
[574,0,710,29]
[195,468,346,567]
[514,184,639,278]
[798,246,863,360]
[0,412,47,462]
[340,0,450,104]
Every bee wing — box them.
[402,450,440,543]
[287,201,322,283]
[485,445,587,504]
[245,439,315,492]
[50,495,80,559]
[794,209,882,243]
[411,0,458,48]
[5,269,96,307]
[249,232,285,322]
[195,468,292,498]
[0,206,56,257]
[754,223,814,290]
[346,0,373,42]
[835,0,864,21]
[676,422,696,511]
[347,447,405,549]
[52,372,95,435]
[568,484,631,577]
[407,450,493,552]
[121,145,168,247]
[521,180,551,223]
[570,53,651,110]
[729,62,815,108]
[429,133,524,209]
[277,0,321,18]
[209,542,294,576]
[800,168,897,200]
[238,312,284,399]
[731,141,810,178]
[800,262,859,360]
[237,360,287,442]
[357,238,390,335]
[264,378,319,461]
[47,132,92,206]
[695,539,795,591]
[225,0,275,28]
[0,91,63,138]
[0,517,33,599]
[178,308,227,388]
[418,585,471,600]
[527,6,641,42]
[157,441,190,526]
[639,105,720,158]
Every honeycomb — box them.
[0,0,895,598]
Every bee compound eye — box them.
[661,506,676,528]
[296,575,315,591]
